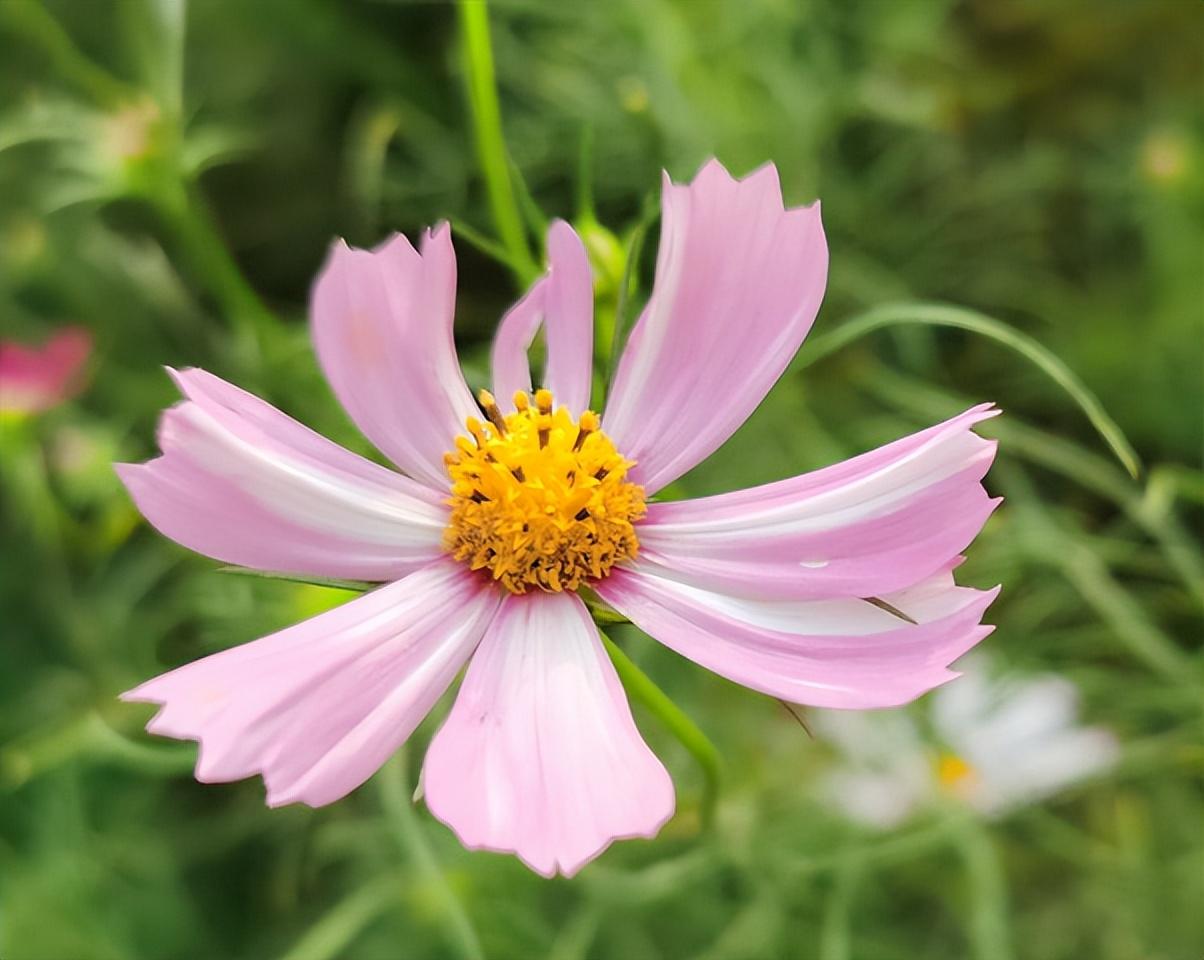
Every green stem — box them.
[856,364,1204,609]
[818,859,861,960]
[600,633,721,827]
[278,877,399,960]
[216,565,376,594]
[456,0,538,287]
[785,819,959,880]
[377,752,485,960]
[953,816,1013,960]
[602,215,651,404]
[799,301,1141,479]
[152,181,278,365]
[0,712,195,789]
[576,125,595,221]
[0,1,134,107]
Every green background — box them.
[1,1,1201,958]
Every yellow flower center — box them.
[443,388,646,594]
[935,752,978,796]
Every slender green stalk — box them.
[799,301,1142,479]
[278,878,399,960]
[576,125,595,220]
[600,632,721,826]
[86,713,198,775]
[377,752,485,960]
[508,156,550,241]
[1054,539,1194,682]
[954,816,1014,960]
[602,214,652,403]
[0,1,134,106]
[818,859,862,960]
[216,566,377,594]
[0,712,195,788]
[456,0,538,286]
[786,819,959,879]
[856,364,1204,608]
[453,219,531,276]
[997,463,1194,684]
[152,181,278,365]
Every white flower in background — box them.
[818,657,1119,828]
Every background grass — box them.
[1,1,1201,958]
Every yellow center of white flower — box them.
[935,752,978,796]
[443,389,645,594]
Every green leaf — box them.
[215,565,375,593]
[799,302,1142,480]
[508,154,550,244]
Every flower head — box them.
[117,160,1000,876]
[0,327,92,415]
[817,656,1118,828]
[443,389,645,593]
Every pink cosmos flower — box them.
[0,327,92,414]
[117,160,1000,877]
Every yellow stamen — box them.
[443,390,646,594]
[478,389,507,436]
[574,410,600,452]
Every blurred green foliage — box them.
[1,0,1201,958]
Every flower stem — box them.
[455,0,539,287]
[600,632,721,827]
[0,1,134,107]
[818,858,862,960]
[278,878,399,960]
[151,180,278,367]
[377,751,485,960]
[954,816,1014,960]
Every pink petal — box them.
[602,160,828,493]
[635,405,1000,600]
[123,560,501,808]
[490,278,546,407]
[0,327,92,413]
[116,367,449,582]
[310,224,478,489]
[596,563,999,709]
[490,220,595,413]
[423,591,674,877]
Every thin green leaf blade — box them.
[800,302,1142,479]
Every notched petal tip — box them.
[420,220,454,254]
[117,682,159,705]
[423,593,674,879]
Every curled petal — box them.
[635,405,1000,600]
[490,220,595,413]
[603,160,828,493]
[123,560,501,808]
[311,225,478,488]
[116,368,449,582]
[424,591,674,877]
[596,563,999,709]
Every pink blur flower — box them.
[0,327,92,414]
[117,160,1000,877]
